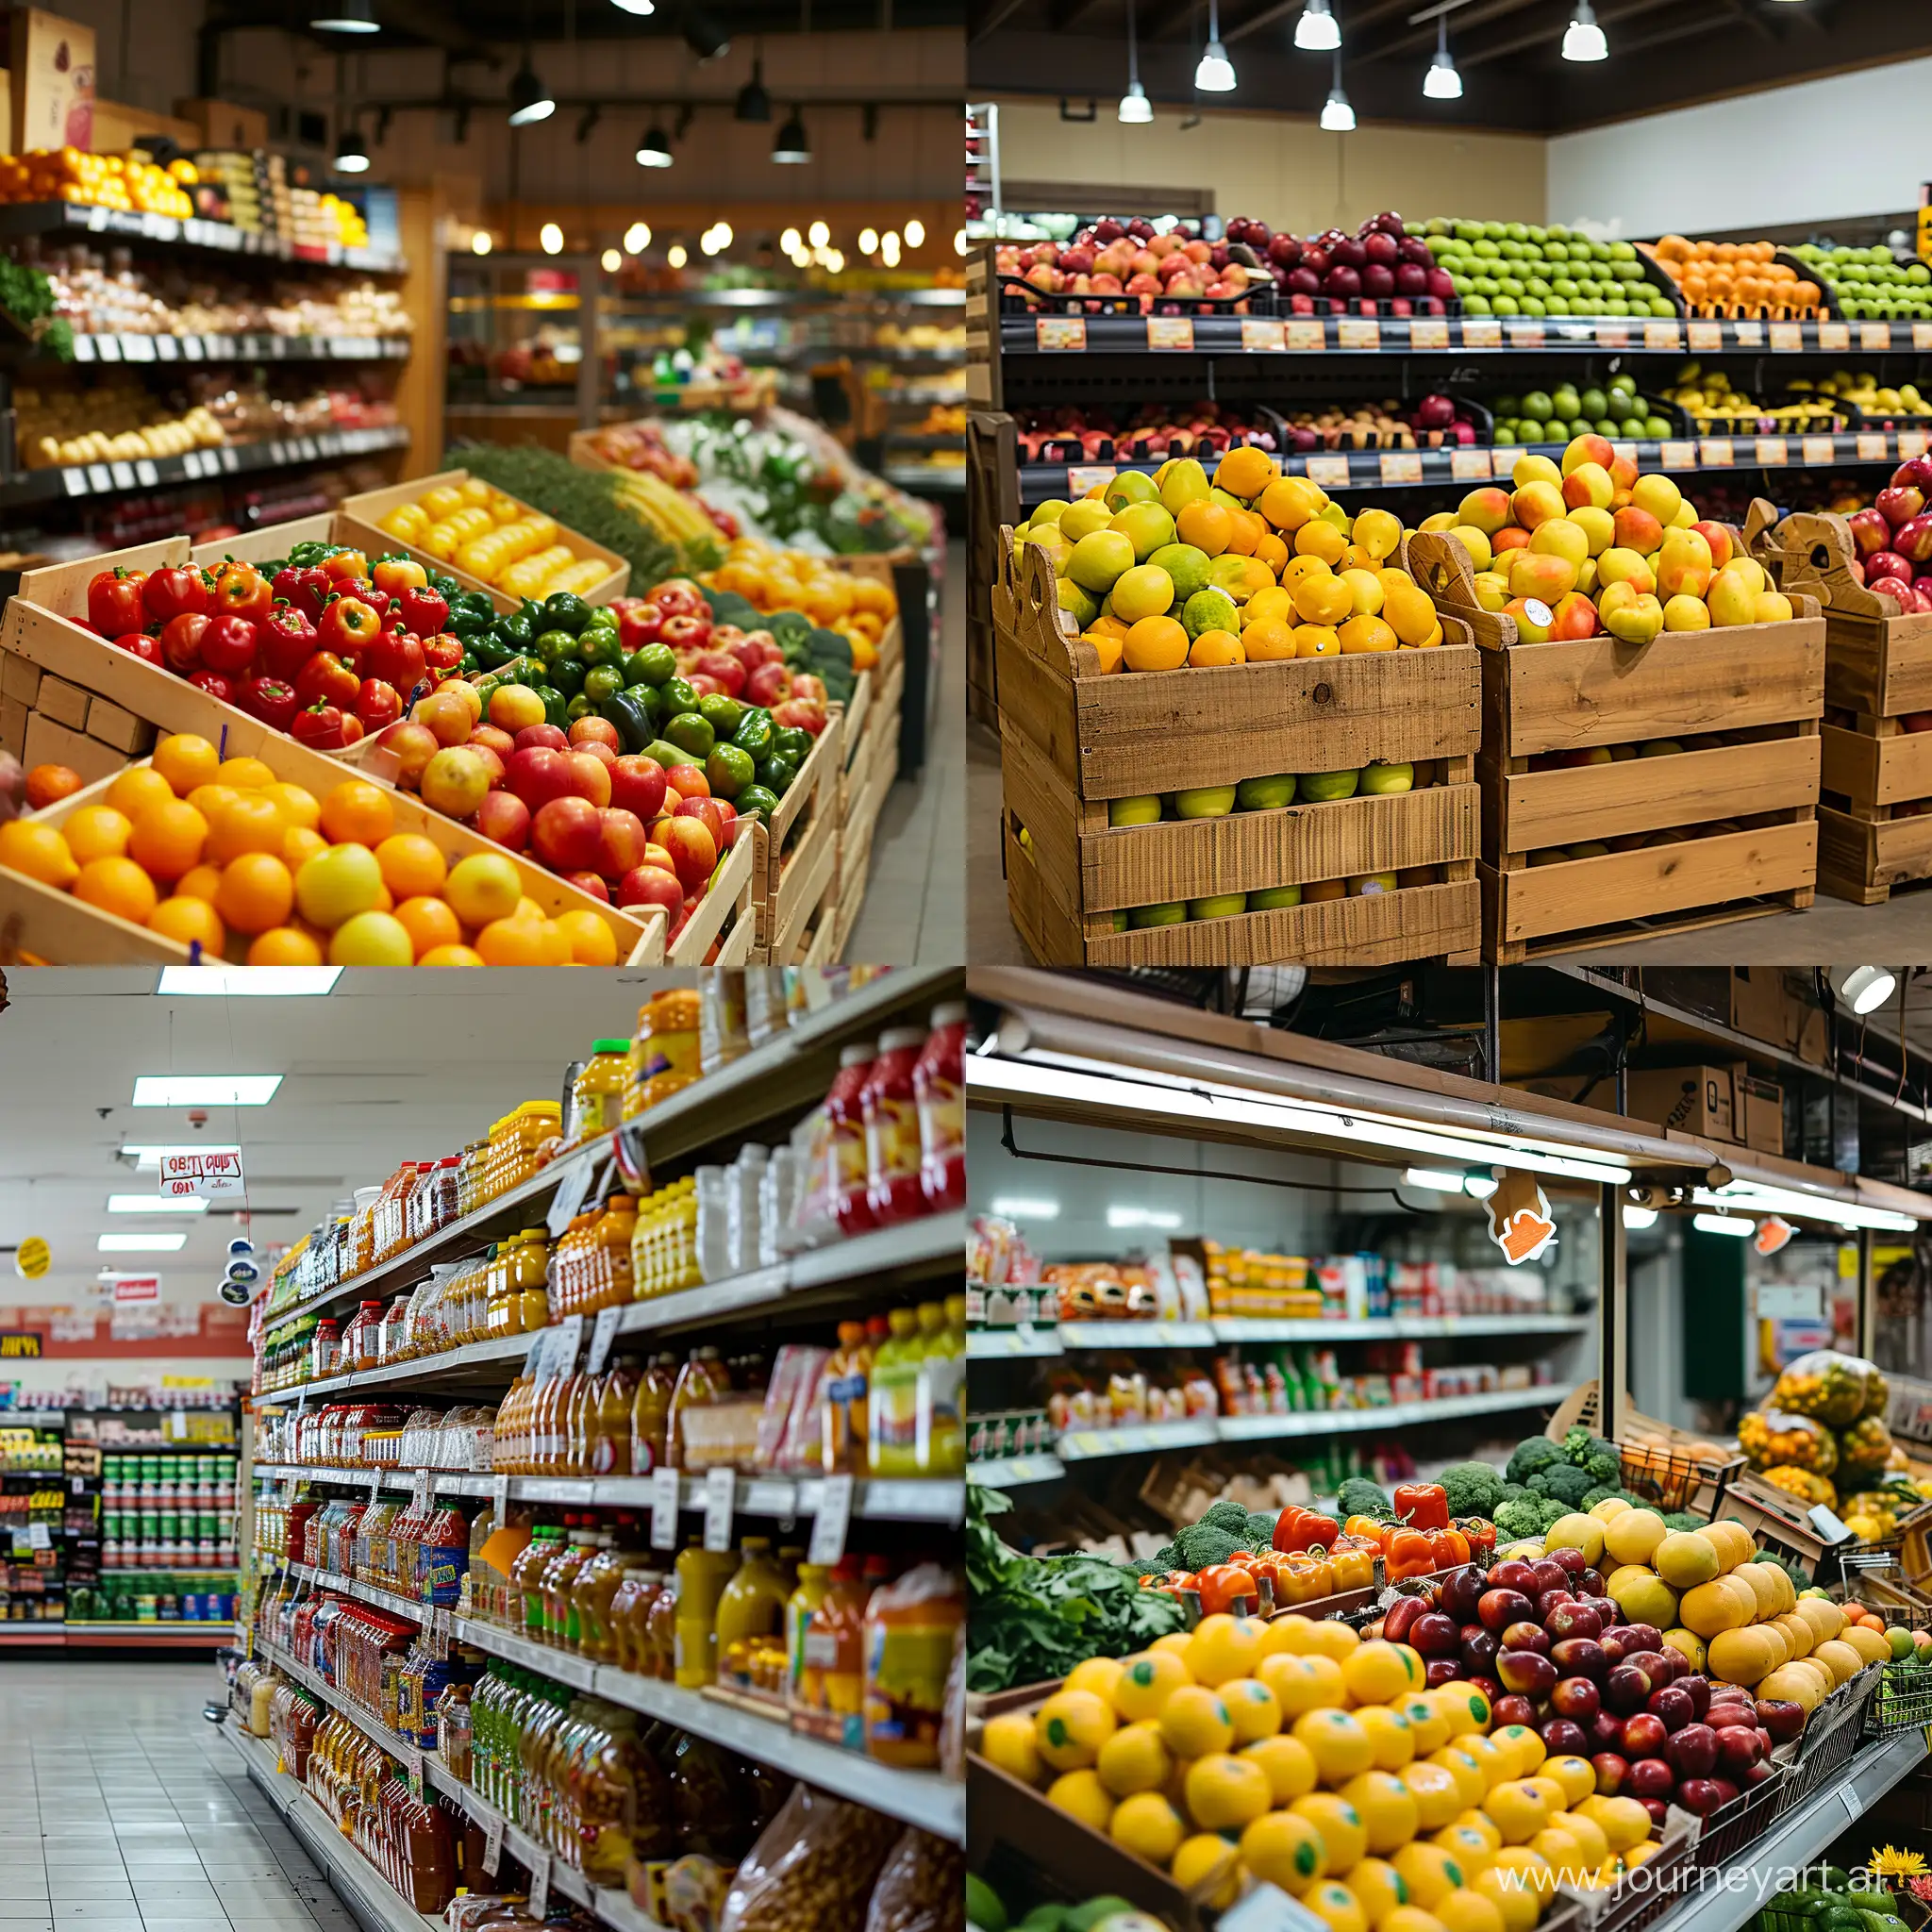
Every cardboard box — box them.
[9,10,92,154]
[174,98,268,149]
[1626,1064,1735,1142]
[1731,966,1829,1067]
[1730,1066,1785,1157]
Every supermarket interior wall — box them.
[42,0,204,122]
[1545,57,1932,235]
[988,98,1545,229]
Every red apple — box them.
[1501,1623,1550,1657]
[1604,1665,1652,1715]
[572,738,618,771]
[616,865,683,917]
[1547,1547,1589,1577]
[1586,1708,1625,1752]
[745,662,789,706]
[1536,1591,1576,1622]
[1478,1589,1532,1632]
[1591,1752,1628,1795]
[1541,1718,1589,1757]
[653,815,720,895]
[694,649,747,697]
[1638,1796,1669,1829]
[1497,1651,1557,1698]
[1623,1625,1663,1655]
[1673,1777,1727,1817]
[506,746,575,812]
[565,870,610,902]
[1645,1685,1693,1733]
[1550,1638,1607,1682]
[1439,1569,1486,1623]
[1424,1658,1462,1689]
[1754,1699,1803,1743]
[1550,1676,1601,1723]
[1491,1693,1539,1730]
[564,750,613,808]
[469,789,531,852]
[1625,1756,1674,1799]
[374,719,438,787]
[1489,1561,1539,1596]
[1682,1677,1711,1720]
[1547,1602,1605,1643]
[665,761,710,800]
[1382,1598,1429,1644]
[593,807,650,880]
[675,793,726,847]
[569,716,622,753]
[470,723,517,761]
[1410,1612,1460,1658]
[513,723,569,754]
[608,755,668,821]
[1461,1628,1499,1677]
[1619,1712,1667,1758]
[466,743,506,791]
[1574,1569,1607,1598]
[1715,1725,1764,1775]
[531,795,605,874]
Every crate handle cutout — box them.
[1400,528,1517,651]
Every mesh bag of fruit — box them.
[1837,1414,1896,1479]
[1761,1464,1837,1506]
[1861,1360,1891,1420]
[1739,1407,1839,1474]
[1770,1350,1873,1427]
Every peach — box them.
[1562,433,1617,476]
[1473,571,1511,612]
[1599,582,1664,645]
[1456,487,1512,536]
[1512,453,1563,491]
[1609,454,1640,492]
[1561,462,1615,511]
[1503,595,1555,643]
[1511,550,1579,602]
[1596,547,1657,595]
[1530,519,1590,569]
[1577,558,1599,595]
[1656,529,1714,601]
[1691,520,1734,570]
[1567,507,1615,557]
[1630,473,1683,525]
[1671,499,1699,528]
[1725,555,1767,593]
[1612,505,1664,555]
[1706,568,1757,629]
[1549,591,1601,641]
[1663,592,1711,631]
[1511,481,1566,530]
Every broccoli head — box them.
[1585,1441,1623,1484]
[1563,1425,1595,1464]
[1493,1496,1546,1541]
[1200,1499,1254,1535]
[1506,1437,1564,1486]
[1174,1522,1247,1571]
[1660,1513,1703,1534]
[1338,1477,1394,1521]
[1582,1485,1641,1510]
[1244,1510,1280,1550]
[1498,1482,1530,1504]
[1150,1542,1181,1570]
[1536,1462,1595,1508]
[1440,1461,1506,1519]
[1536,1495,1573,1532]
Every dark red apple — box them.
[1877,484,1925,528]
[1360,263,1395,300]
[1489,1560,1539,1595]
[1529,1559,1567,1596]
[1625,1756,1674,1800]
[1497,1651,1557,1698]
[1674,1778,1727,1817]
[513,723,569,754]
[1479,1590,1533,1633]
[1586,1709,1625,1751]
[1591,1752,1628,1795]
[1682,1677,1711,1720]
[1410,1612,1460,1658]
[1467,1674,1503,1707]
[1424,1658,1463,1689]
[1598,1628,1635,1664]
[1382,1596,1429,1645]
[1548,1547,1589,1578]
[1491,1694,1539,1730]
[1324,265,1362,299]
[1536,1591,1575,1623]
[1716,1725,1764,1775]
[1707,1701,1757,1729]
[1755,1699,1803,1744]
[1893,510,1932,563]
[1332,236,1366,270]
[1605,1666,1652,1716]
[1439,1568,1486,1622]
[1502,1623,1550,1657]
[1645,1685,1693,1734]
[1550,1638,1607,1682]
[1620,1712,1667,1758]
[1541,1718,1590,1757]
[1574,1569,1607,1598]
[531,795,604,874]
[616,864,683,917]
[1551,1676,1601,1723]
[1624,1625,1663,1655]
[1742,1759,1774,1787]
[1639,1796,1670,1828]
[1461,1629,1499,1676]
[1547,1602,1605,1643]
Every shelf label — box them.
[545,1158,591,1237]
[552,1312,585,1373]
[1304,455,1351,488]
[60,468,88,497]
[650,1467,681,1549]
[1659,441,1696,471]
[1378,449,1424,484]
[1687,321,1723,352]
[1146,315,1194,351]
[1240,317,1285,352]
[181,334,202,358]
[1035,315,1086,351]
[482,1813,504,1877]
[1337,316,1381,350]
[1505,320,1543,348]
[1643,319,1681,350]
[134,459,158,487]
[121,335,155,362]
[72,334,94,361]
[26,1523,48,1550]
[1862,322,1893,352]
[584,1305,622,1378]
[368,1468,383,1506]
[703,1468,737,1552]
[402,1740,423,1794]
[1819,321,1852,351]
[86,463,111,493]
[1803,434,1837,467]
[155,334,177,359]
[1449,447,1492,481]
[526,1850,551,1921]
[411,1467,432,1513]
[1756,436,1790,466]
[95,333,120,362]
[1915,323,1932,351]
[1595,323,1629,348]
[1857,431,1890,461]
[1409,318,1449,349]
[219,448,239,473]
[809,1473,855,1565]
[1734,320,1764,346]
[1768,321,1803,352]
[1901,430,1930,460]
[1065,464,1115,498]
[1698,438,1734,468]
[1491,446,1526,477]
[1460,318,1500,347]
[1283,317,1325,351]
[491,1473,509,1524]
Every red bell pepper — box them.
[1393,1481,1450,1532]
[291,701,351,750]
[272,564,330,621]
[1455,1517,1496,1562]
[159,611,209,675]
[1385,1526,1439,1583]
[242,675,301,731]
[295,650,361,710]
[142,564,210,625]
[88,567,148,638]
[261,603,321,682]
[319,593,382,656]
[422,632,463,677]
[188,669,238,706]
[112,630,165,668]
[354,677,402,732]
[358,628,425,696]
[199,613,258,676]
[211,563,272,625]
[1193,1563,1261,1617]
[397,585,448,637]
[1272,1506,1341,1554]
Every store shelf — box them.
[1211,1314,1591,1342]
[0,201,407,272]
[968,1324,1070,1357]
[1056,1420,1221,1461]
[70,332,410,366]
[966,1455,1064,1488]
[63,1621,230,1645]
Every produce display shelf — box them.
[0,200,408,273]
[264,968,958,1328]
[68,332,410,366]
[258,1467,963,1524]
[225,1725,445,1932]
[997,311,1932,358]
[1014,426,1930,507]
[965,1455,1065,1489]
[0,425,410,508]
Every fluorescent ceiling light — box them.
[1829,965,1895,1015]
[1562,1,1607,60]
[1195,39,1236,92]
[1464,1174,1499,1200]
[989,1196,1060,1219]
[158,967,340,995]
[1404,1168,1467,1192]
[1107,1206,1184,1229]
[1624,1205,1658,1230]
[1119,81,1153,124]
[98,1233,188,1253]
[1691,1182,1917,1235]
[131,1075,283,1108]
[1692,1212,1753,1238]
[1294,0,1340,50]
[108,1196,208,1215]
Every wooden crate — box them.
[992,528,1484,966]
[2,742,667,968]
[1763,509,1932,905]
[189,514,339,571]
[336,469,630,615]
[665,823,758,966]
[750,707,844,962]
[1402,528,1825,962]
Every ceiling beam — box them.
[971,0,1035,39]
[1457,0,1680,68]
[1353,0,1538,60]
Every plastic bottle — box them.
[917,1296,966,1475]
[629,1356,677,1474]
[863,1563,963,1766]
[542,1526,602,1648]
[589,1366,640,1478]
[821,1321,873,1474]
[590,1194,638,1309]
[643,1567,679,1679]
[825,1043,876,1234]
[664,1348,727,1471]
[862,1027,928,1227]
[671,1542,738,1689]
[915,1002,967,1213]
[784,1561,833,1710]
[800,1554,870,1744]
[513,1528,560,1640]
[575,1041,634,1143]
[714,1539,791,1691]
[867,1307,923,1477]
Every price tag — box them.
[1803,435,1837,468]
[545,1159,591,1237]
[134,459,158,487]
[703,1469,737,1552]
[1337,316,1381,350]
[1914,323,1932,351]
[1460,317,1500,347]
[1505,320,1543,348]
[1409,318,1449,350]
[1595,323,1629,349]
[26,1523,49,1550]
[527,1850,551,1920]
[86,463,111,493]
[402,1741,423,1794]
[482,1813,504,1876]
[1900,430,1930,459]
[1734,320,1764,345]
[1449,448,1492,482]
[491,1472,509,1524]
[1064,464,1115,498]
[1378,449,1424,485]
[1304,454,1350,489]
[1755,436,1790,466]
[808,1471,856,1564]
[1146,315,1193,351]
[1284,317,1324,351]
[122,335,155,362]
[584,1305,622,1378]
[1218,1882,1323,1932]
[181,334,203,358]
[1698,439,1734,468]
[1491,447,1527,477]
[72,334,94,361]
[1643,319,1681,351]
[1035,315,1086,351]
[60,468,89,497]
[1819,321,1851,351]
[552,1312,585,1374]
[1809,1503,1852,1542]
[155,334,177,359]
[109,461,135,490]
[650,1467,681,1549]
[412,1467,432,1512]
[1241,317,1285,352]
[1857,431,1890,461]
[1687,321,1723,352]
[95,333,121,362]
[1862,321,1893,352]
[220,448,239,473]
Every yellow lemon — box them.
[1246,583,1293,625]
[1474,1866,1540,1932]
[1187,1613,1268,1688]
[1151,1631,1194,1660]
[1158,1684,1234,1758]
[1396,1693,1449,1754]
[1339,613,1400,654]
[1112,1647,1191,1721]
[1355,1706,1415,1773]
[1243,1734,1320,1804]
[1399,1759,1465,1829]
[1241,1808,1326,1895]
[1341,1641,1424,1707]
[1304,1622,1361,1662]
[1305,1881,1372,1932]
[1044,1768,1114,1830]
[1096,1720,1172,1797]
[1524,1837,1578,1894]
[1436,1893,1506,1932]
[1293,1792,1370,1877]
[1034,1689,1115,1772]
[1216,446,1280,500]
[1383,1909,1448,1932]
[1173,1834,1241,1907]
[1261,1614,1321,1657]
[1188,626,1245,666]
[1184,1753,1273,1831]
[1354,508,1404,560]
[1294,624,1341,658]
[1065,1657,1124,1703]
[1341,567,1386,615]
[1294,572,1355,626]
[1339,1771,1421,1855]
[1384,577,1441,646]
[1111,563,1176,625]
[1453,1808,1503,1851]
[1296,519,1350,566]
[1221,1676,1283,1743]
[1391,1842,1468,1911]
[1454,1734,1509,1790]
[1293,1707,1375,1785]
[979,1712,1042,1784]
[1345,1856,1411,1929]
[1434,1684,1491,1739]
[1110,1790,1186,1865]
[1258,474,1328,530]
[1430,1823,1496,1877]
[1424,1745,1484,1809]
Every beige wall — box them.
[992,98,1545,234]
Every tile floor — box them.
[0,1661,361,1932]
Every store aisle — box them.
[0,1662,358,1932]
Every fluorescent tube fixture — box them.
[1294,0,1340,51]
[1829,965,1895,1015]
[108,1196,208,1215]
[1403,1168,1468,1193]
[988,1196,1061,1220]
[158,967,340,995]
[1690,1182,1917,1235]
[1107,1206,1185,1229]
[1562,1,1607,60]
[131,1076,282,1108]
[1624,1206,1658,1230]
[1692,1212,1753,1238]
[1464,1174,1499,1200]
[98,1233,188,1253]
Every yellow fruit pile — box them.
[0,147,193,217]
[379,479,610,602]
[1011,448,1444,673]
[0,731,621,968]
[977,1611,1659,1926]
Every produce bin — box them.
[336,468,630,615]
[834,612,905,956]
[1772,1669,1878,1818]
[1767,510,1932,904]
[189,514,339,571]
[750,705,844,963]
[992,530,1485,968]
[666,822,758,967]
[1402,529,1824,962]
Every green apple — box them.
[1359,762,1414,794]
[1235,774,1297,811]
[1068,529,1135,594]
[1249,884,1303,910]
[1129,901,1186,926]
[1187,893,1248,919]
[1299,770,1361,803]
[1104,470,1159,511]
[1173,786,1237,819]
[1110,500,1176,562]
[1108,794,1163,827]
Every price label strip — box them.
[703,1468,737,1552]
[809,1473,855,1565]
[1240,318,1285,352]
[1283,317,1325,351]
[491,1472,510,1524]
[650,1466,681,1549]
[1146,315,1193,351]
[526,1850,551,1920]
[482,1813,504,1877]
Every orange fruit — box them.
[375,833,446,898]
[1215,446,1279,500]
[320,780,395,847]
[206,792,285,866]
[1255,531,1291,575]
[268,782,321,832]
[1174,500,1232,557]
[1224,507,1266,556]
[186,783,240,824]
[1189,628,1245,667]
[175,863,223,904]
[106,767,175,820]
[128,800,208,882]
[24,763,83,809]
[554,908,618,965]
[0,820,78,888]
[247,926,325,966]
[329,909,414,966]
[215,853,295,935]
[1258,475,1325,531]
[1123,614,1189,673]
[475,916,552,965]
[1295,520,1349,566]
[217,755,276,791]
[74,856,158,925]
[418,942,485,966]
[151,735,220,796]
[1340,615,1399,654]
[393,894,461,958]
[1242,617,1296,661]
[283,825,328,871]
[64,805,133,865]
[148,895,225,954]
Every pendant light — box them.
[773,107,811,162]
[1119,0,1152,123]
[1320,50,1354,129]
[508,53,555,125]
[735,54,771,122]
[636,124,674,166]
[311,0,378,29]
[1562,0,1607,60]
[1423,10,1461,97]
[333,119,370,171]
[1194,0,1235,92]
[1294,0,1339,51]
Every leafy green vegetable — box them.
[0,258,69,360]
[1338,1477,1393,1521]
[1440,1461,1505,1518]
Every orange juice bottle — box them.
[820,1321,874,1474]
[801,1554,870,1746]
[629,1355,677,1474]
[589,1366,640,1477]
[591,1195,637,1309]
[561,1372,595,1477]
[664,1348,726,1470]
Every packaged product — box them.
[861,1561,961,1766]
[756,1344,830,1471]
[1739,1407,1838,1474]
[718,1784,903,1932]
[1838,1412,1895,1477]
[1771,1348,1882,1426]
[862,1828,967,1932]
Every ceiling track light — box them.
[1194,0,1235,92]
[1120,0,1153,123]
[1293,0,1339,53]
[507,54,555,125]
[637,123,674,166]
[681,3,732,60]
[735,54,771,123]
[772,106,810,163]
[609,0,656,12]
[1423,11,1460,99]
[1563,0,1607,60]
[1829,965,1897,1015]
[311,0,378,29]
[1320,48,1353,129]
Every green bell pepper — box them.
[770,724,812,764]
[731,708,774,759]
[584,664,625,707]
[447,590,498,637]
[579,627,624,671]
[599,689,658,756]
[699,693,747,741]
[664,711,716,761]
[536,685,569,729]
[541,590,591,636]
[659,676,701,718]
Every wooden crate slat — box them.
[1818,801,1932,904]
[1821,720,1932,811]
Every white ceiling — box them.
[0,971,689,1304]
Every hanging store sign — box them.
[158,1146,243,1198]
[13,1237,49,1280]
[1487,1170,1557,1267]
[1754,1217,1795,1257]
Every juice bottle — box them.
[862,1027,927,1226]
[671,1542,738,1689]
[643,1567,679,1679]
[513,1528,559,1640]
[591,1194,637,1309]
[588,1365,639,1477]
[608,1566,662,1674]
[915,1002,967,1213]
[863,1563,963,1767]
[784,1561,833,1709]
[664,1348,727,1470]
[561,1372,595,1477]
[629,1356,677,1474]
[714,1539,791,1691]
[800,1555,870,1744]
[569,1532,632,1659]
[541,1524,600,1647]
[867,1307,923,1477]
[825,1043,876,1234]
[923,1293,967,1474]
[820,1321,873,1474]
[512,1229,551,1332]
[575,1041,633,1143]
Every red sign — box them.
[108,1276,160,1303]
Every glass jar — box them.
[510,1230,550,1332]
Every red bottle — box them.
[863,1026,928,1227]
[914,1002,966,1215]
[827,1041,877,1235]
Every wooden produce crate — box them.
[749,707,844,963]
[665,822,758,966]
[0,739,667,968]
[832,616,907,956]
[336,469,630,616]
[991,528,1484,967]
[1763,510,1932,905]
[1402,529,1825,963]
[189,514,338,571]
